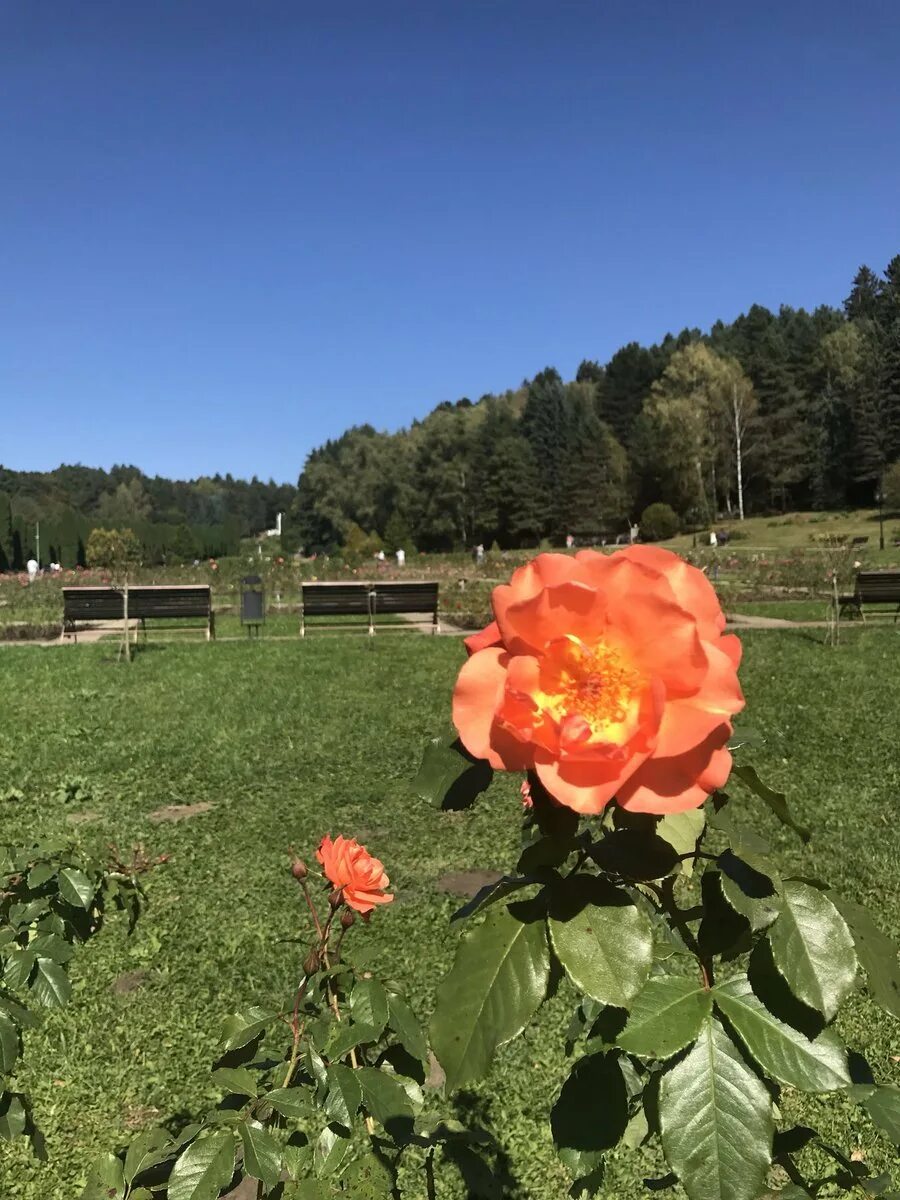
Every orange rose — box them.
[316,834,394,914]
[453,547,743,815]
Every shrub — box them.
[639,502,680,542]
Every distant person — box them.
[629,523,639,544]
[395,548,406,567]
[565,533,575,550]
[26,557,38,580]
[709,531,718,548]
[475,543,484,564]
[376,549,385,562]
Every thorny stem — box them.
[300,879,323,938]
[281,907,337,1089]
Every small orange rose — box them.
[453,546,744,815]
[316,834,394,915]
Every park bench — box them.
[62,585,215,641]
[850,535,870,547]
[300,581,440,635]
[837,571,900,622]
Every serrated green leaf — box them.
[386,991,427,1061]
[853,1084,900,1145]
[829,893,900,1020]
[264,1087,312,1119]
[617,976,711,1059]
[357,1066,420,1134]
[430,905,550,1091]
[324,1063,362,1128]
[414,732,492,809]
[211,1066,259,1097]
[767,882,857,1020]
[659,1017,773,1200]
[719,852,782,931]
[168,1131,235,1200]
[551,1051,628,1181]
[548,875,652,1008]
[305,1045,327,1100]
[3,948,36,989]
[590,830,679,880]
[27,933,75,964]
[58,867,95,910]
[238,1120,282,1190]
[220,1006,276,1052]
[327,1021,380,1059]
[657,809,706,876]
[731,764,810,843]
[350,978,389,1038]
[0,1012,19,1073]
[124,1127,173,1185]
[314,1124,350,1176]
[80,1150,126,1198]
[30,957,71,1008]
[0,1092,27,1141]
[340,1151,394,1199]
[714,975,850,1092]
[708,806,771,858]
[451,874,540,922]
[27,863,56,889]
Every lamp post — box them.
[877,477,885,551]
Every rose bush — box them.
[453,545,744,814]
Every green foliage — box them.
[0,838,145,1154]
[428,738,900,1199]
[93,841,496,1198]
[639,501,680,541]
[85,526,141,571]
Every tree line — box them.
[0,464,295,569]
[292,255,900,553]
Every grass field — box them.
[1,629,900,1197]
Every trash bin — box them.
[240,575,265,636]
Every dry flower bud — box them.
[340,909,355,930]
[291,859,308,881]
[303,948,320,975]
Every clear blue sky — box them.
[2,1,898,484]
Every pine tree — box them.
[521,368,567,535]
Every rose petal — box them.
[616,727,732,814]
[452,648,510,768]
[464,620,502,656]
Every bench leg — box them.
[300,612,306,637]
[208,612,215,641]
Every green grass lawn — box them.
[1,630,899,1197]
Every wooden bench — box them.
[300,581,440,635]
[850,535,870,547]
[63,585,215,641]
[837,571,900,622]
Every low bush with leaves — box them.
[415,739,900,1198]
[85,838,502,1200]
[1,838,145,1150]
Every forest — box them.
[0,465,294,569]
[2,256,899,567]
[292,256,900,552]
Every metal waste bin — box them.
[240,575,265,636]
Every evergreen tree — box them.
[521,367,567,535]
